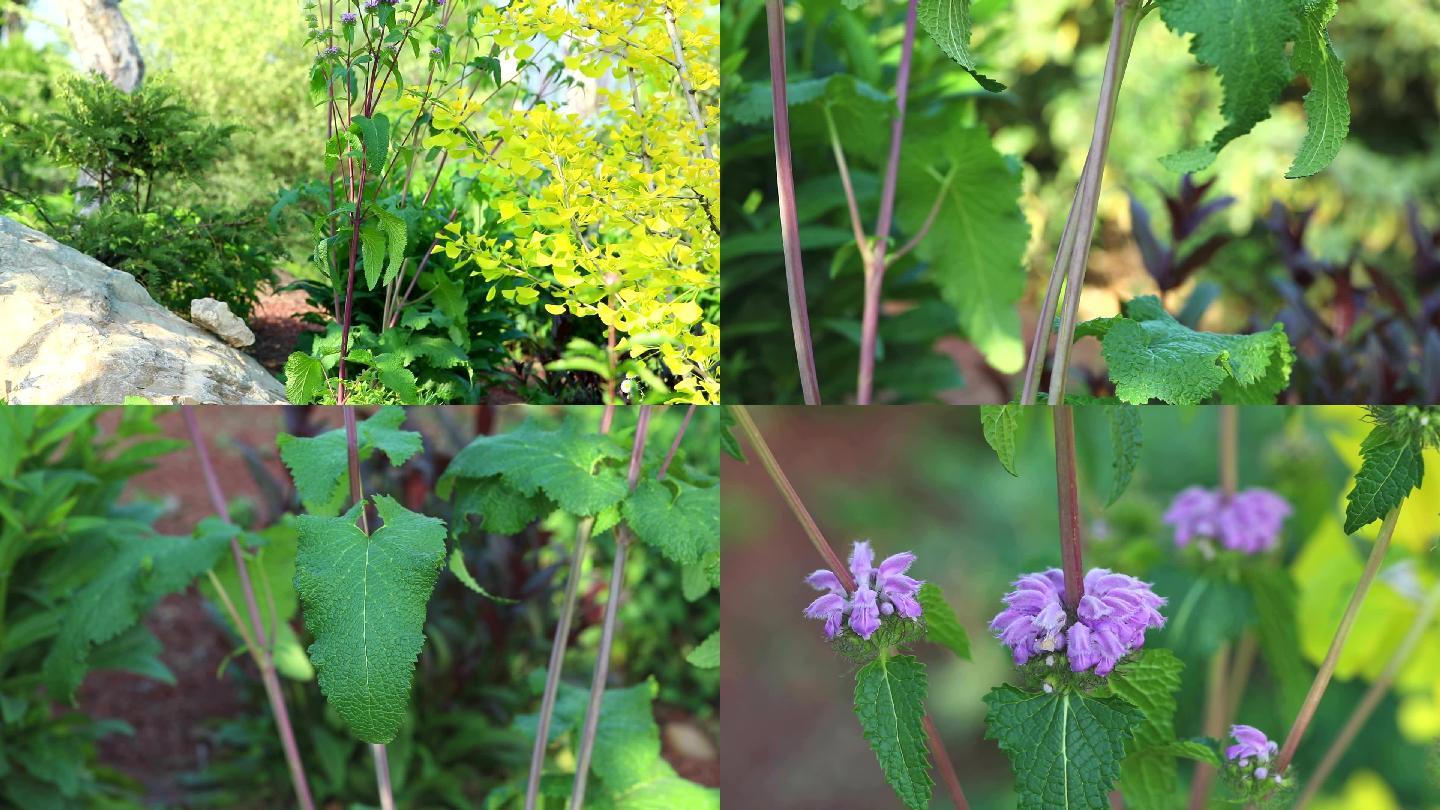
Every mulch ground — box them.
[248,283,326,372]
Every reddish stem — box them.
[1052,405,1085,611]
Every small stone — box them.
[190,297,256,348]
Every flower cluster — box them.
[1226,725,1284,786]
[321,45,341,57]
[990,568,1166,676]
[340,11,358,23]
[803,541,922,641]
[1163,486,1292,555]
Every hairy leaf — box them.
[623,478,719,565]
[918,583,971,660]
[1110,650,1185,810]
[854,655,932,810]
[293,496,446,744]
[284,352,327,404]
[1343,423,1425,534]
[451,475,556,535]
[898,127,1030,374]
[1106,404,1142,505]
[278,406,423,517]
[1286,0,1349,177]
[984,685,1141,810]
[1077,296,1293,404]
[980,404,1021,476]
[687,631,720,669]
[438,419,627,516]
[361,221,385,290]
[916,0,1005,91]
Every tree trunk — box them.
[57,0,143,91]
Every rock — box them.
[190,297,255,348]
[0,216,288,404]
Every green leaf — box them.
[360,221,385,290]
[451,476,556,535]
[918,583,971,660]
[1110,650,1185,810]
[379,210,408,286]
[449,547,519,604]
[916,0,1005,91]
[984,685,1142,810]
[1286,0,1349,177]
[350,113,390,174]
[284,352,327,404]
[294,496,446,744]
[1243,565,1310,718]
[517,677,665,789]
[687,631,719,669]
[278,406,423,517]
[1077,296,1293,405]
[1342,424,1425,534]
[42,527,230,701]
[853,654,932,810]
[1106,404,1142,505]
[898,127,1030,374]
[373,353,418,403]
[1156,0,1300,173]
[681,553,718,601]
[438,420,627,516]
[622,478,719,565]
[980,404,1021,476]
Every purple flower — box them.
[340,11,357,23]
[1164,486,1292,554]
[364,0,380,8]
[803,541,924,641]
[322,45,341,56]
[430,46,443,56]
[434,0,446,5]
[1226,724,1278,764]
[990,567,1166,676]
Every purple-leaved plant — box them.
[991,567,1166,676]
[1164,486,1292,554]
[804,540,923,640]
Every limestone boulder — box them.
[0,215,288,404]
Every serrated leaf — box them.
[1110,650,1185,810]
[1343,424,1425,534]
[1286,0,1349,177]
[687,631,719,669]
[682,553,717,601]
[623,478,719,565]
[1077,296,1293,404]
[898,127,1030,374]
[980,404,1021,476]
[294,496,446,744]
[918,583,971,660]
[284,352,327,404]
[380,211,407,286]
[449,547,518,604]
[916,0,1005,91]
[439,420,627,516]
[452,476,555,535]
[853,655,932,810]
[278,406,423,517]
[516,677,664,789]
[42,527,230,701]
[984,685,1141,810]
[1156,0,1300,173]
[1106,404,1142,505]
[372,353,418,403]
[350,113,390,174]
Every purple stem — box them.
[765,0,821,405]
[1052,405,1085,612]
[857,0,920,405]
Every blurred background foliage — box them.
[721,0,1440,404]
[722,405,1440,808]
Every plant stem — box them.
[765,0,821,404]
[524,403,618,810]
[181,407,316,810]
[337,160,370,404]
[658,404,697,480]
[662,6,714,161]
[1188,643,1231,810]
[1295,582,1440,809]
[569,406,653,810]
[1218,405,1238,496]
[729,405,851,588]
[1052,405,1085,611]
[823,106,870,263]
[1275,506,1404,774]
[731,404,969,809]
[372,743,395,810]
[856,0,920,405]
[1019,177,1087,404]
[1030,0,1143,402]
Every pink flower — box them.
[990,568,1166,676]
[803,541,924,640]
[1163,486,1292,554]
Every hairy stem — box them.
[857,0,920,405]
[1052,405,1085,611]
[730,405,850,588]
[569,406,654,810]
[731,404,969,808]
[1019,177,1087,404]
[1275,506,1404,774]
[1295,582,1440,809]
[524,404,617,810]
[659,404,697,480]
[1033,0,1143,402]
[181,407,316,810]
[765,0,821,404]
